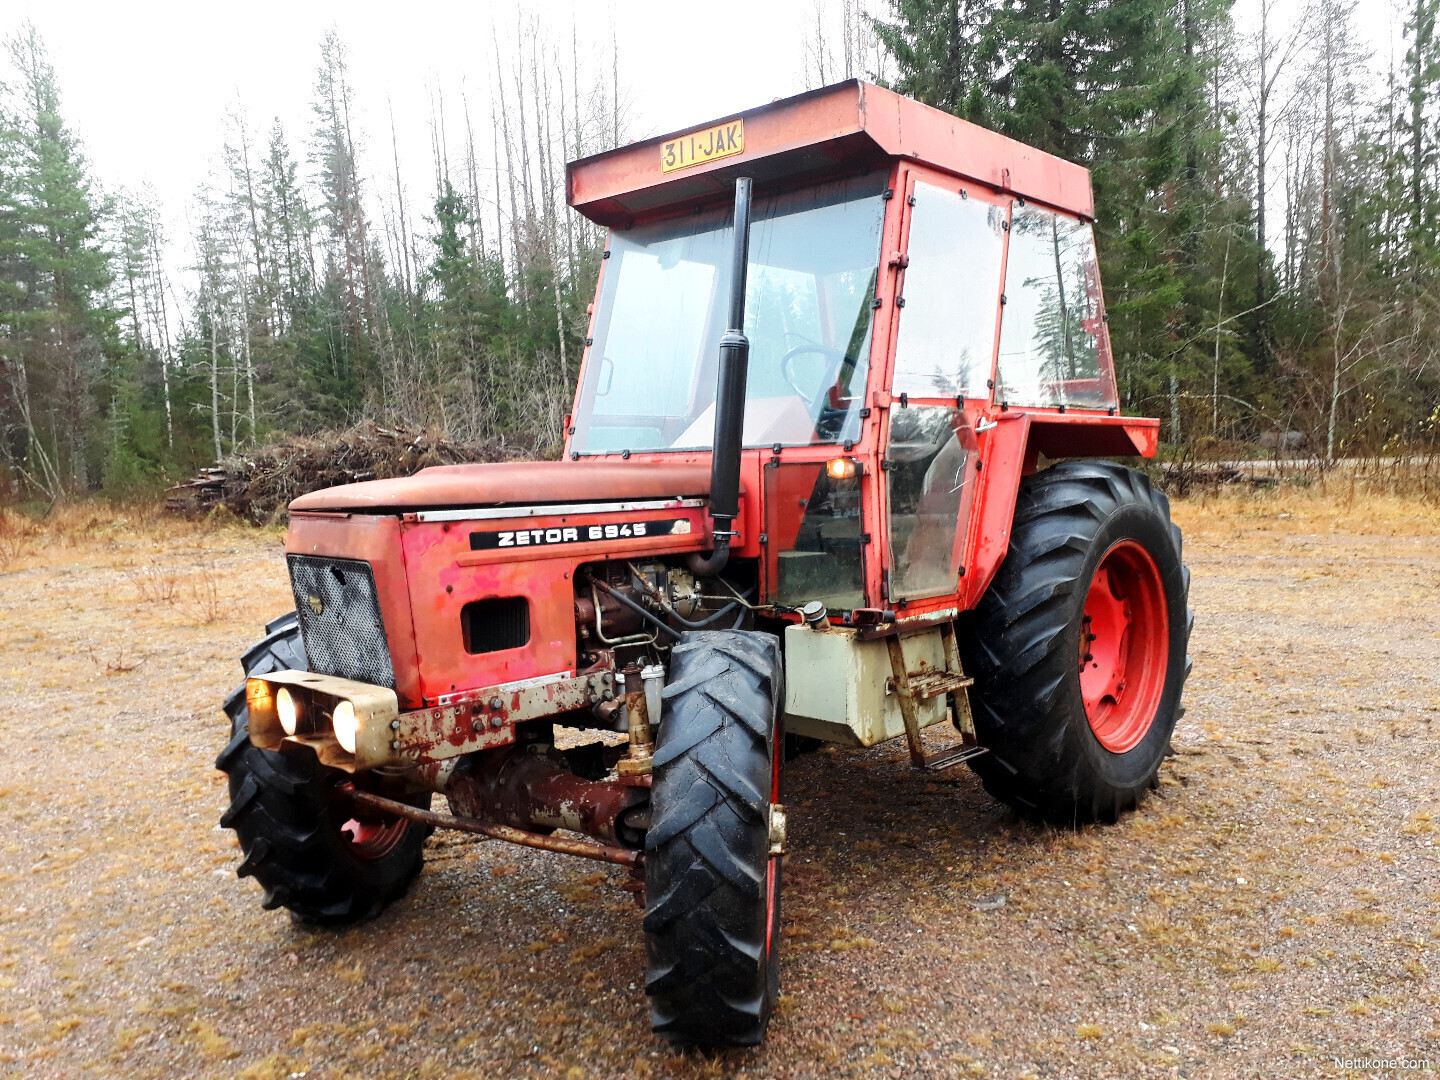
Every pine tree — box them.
[309,30,374,419]
[0,24,115,497]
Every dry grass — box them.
[1170,479,1440,540]
[0,508,41,569]
[0,488,1437,1079]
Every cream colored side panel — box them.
[783,624,949,747]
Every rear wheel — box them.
[958,461,1192,824]
[643,630,784,1047]
[215,614,430,923]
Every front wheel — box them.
[215,614,430,923]
[643,630,784,1047]
[958,461,1192,824]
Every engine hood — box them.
[288,459,727,514]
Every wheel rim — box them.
[334,786,412,860]
[339,816,410,859]
[764,857,779,955]
[764,731,782,970]
[1079,539,1169,753]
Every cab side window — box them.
[996,205,1116,408]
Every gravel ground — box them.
[0,495,1437,1079]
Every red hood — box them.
[288,459,727,513]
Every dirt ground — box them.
[0,490,1437,1080]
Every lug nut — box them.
[390,719,401,730]
[390,740,400,750]
[490,697,504,710]
[490,715,503,729]
[471,719,484,733]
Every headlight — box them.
[277,687,299,735]
[332,700,358,754]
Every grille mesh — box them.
[286,555,396,689]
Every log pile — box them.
[164,422,535,523]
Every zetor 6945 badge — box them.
[217,80,1191,1048]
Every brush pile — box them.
[164,422,536,523]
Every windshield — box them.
[572,172,889,454]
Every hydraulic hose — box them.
[585,577,682,642]
[624,562,751,629]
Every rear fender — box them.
[959,413,1158,610]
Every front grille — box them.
[286,555,396,688]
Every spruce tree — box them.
[0,25,114,496]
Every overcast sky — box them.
[6,1,835,228]
[0,0,1408,267]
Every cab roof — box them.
[566,79,1094,227]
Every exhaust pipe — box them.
[689,177,753,578]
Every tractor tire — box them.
[958,461,1192,825]
[215,613,430,924]
[643,630,784,1047]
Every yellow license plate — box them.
[661,119,744,173]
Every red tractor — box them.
[218,80,1191,1047]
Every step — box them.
[903,670,974,701]
[921,744,989,772]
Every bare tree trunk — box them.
[1255,0,1271,350]
[230,326,239,449]
[4,354,63,499]
[1248,0,1305,360]
[1410,0,1436,263]
[233,111,270,334]
[493,24,523,302]
[240,288,256,440]
[1169,371,1181,445]
[210,302,223,462]
[463,90,485,262]
[1327,328,1342,461]
[148,228,175,448]
[389,100,414,298]
[1213,231,1231,435]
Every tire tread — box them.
[644,630,781,1047]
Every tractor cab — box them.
[565,79,1155,623]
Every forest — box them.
[0,0,1435,501]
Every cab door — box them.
[881,169,1009,607]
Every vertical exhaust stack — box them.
[689,177,753,578]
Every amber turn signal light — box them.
[825,457,861,480]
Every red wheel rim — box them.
[339,816,410,859]
[764,733,782,961]
[764,857,779,955]
[334,787,413,860]
[1079,539,1169,753]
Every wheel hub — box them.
[1079,539,1169,753]
[339,814,411,859]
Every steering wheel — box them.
[780,344,848,408]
